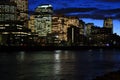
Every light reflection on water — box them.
[0,49,120,80]
[54,52,61,75]
[16,51,25,63]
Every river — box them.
[0,49,120,80]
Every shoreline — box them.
[0,46,120,51]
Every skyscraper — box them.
[67,25,80,45]
[28,15,35,33]
[103,17,113,34]
[0,1,17,22]
[52,15,79,41]
[0,0,30,46]
[0,1,17,46]
[34,4,53,37]
[10,0,28,28]
[85,23,94,36]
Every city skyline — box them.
[0,0,120,47]
[29,0,120,35]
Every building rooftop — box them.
[37,4,52,8]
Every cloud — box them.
[54,8,120,19]
[92,9,120,19]
[94,8,120,15]
[54,8,97,14]
[67,14,105,20]
[28,0,120,19]
[97,0,120,2]
[115,13,120,19]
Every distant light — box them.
[28,33,31,35]
[55,53,60,60]
[2,32,8,34]
[5,24,9,26]
[106,44,109,46]
[55,50,61,53]
[56,35,59,38]
[17,51,25,63]
[113,41,116,45]
[54,53,61,74]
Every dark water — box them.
[0,49,120,80]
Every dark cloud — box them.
[115,13,120,19]
[54,8,120,19]
[94,8,120,15]
[97,0,120,2]
[54,8,97,14]
[67,14,106,20]
[77,13,120,19]
[92,9,120,19]
[28,0,120,19]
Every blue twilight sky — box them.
[28,0,120,35]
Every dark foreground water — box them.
[0,49,120,80]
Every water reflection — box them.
[54,53,61,75]
[54,52,60,62]
[53,50,76,80]
[0,50,120,80]
[16,51,25,63]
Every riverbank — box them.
[0,46,120,51]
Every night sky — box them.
[29,0,120,35]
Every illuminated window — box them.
[0,6,1,12]
[10,6,15,13]
[1,5,4,12]
[10,14,15,21]
[1,14,4,21]
[5,5,9,12]
[0,14,1,21]
[106,23,108,26]
[5,14,9,21]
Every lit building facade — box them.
[79,20,85,35]
[10,0,28,28]
[0,1,17,45]
[103,17,113,34]
[28,15,35,33]
[0,2,17,22]
[67,25,80,45]
[52,15,79,41]
[52,15,67,42]
[85,23,94,36]
[91,26,114,46]
[0,1,30,46]
[34,4,53,37]
[92,26,112,34]
[65,16,79,41]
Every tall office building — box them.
[28,15,35,33]
[52,15,67,41]
[0,1,17,45]
[67,25,80,44]
[52,15,79,41]
[103,17,113,28]
[0,2,17,22]
[103,17,113,34]
[79,20,85,35]
[34,4,53,37]
[85,23,94,36]
[10,0,28,28]
[0,0,29,46]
